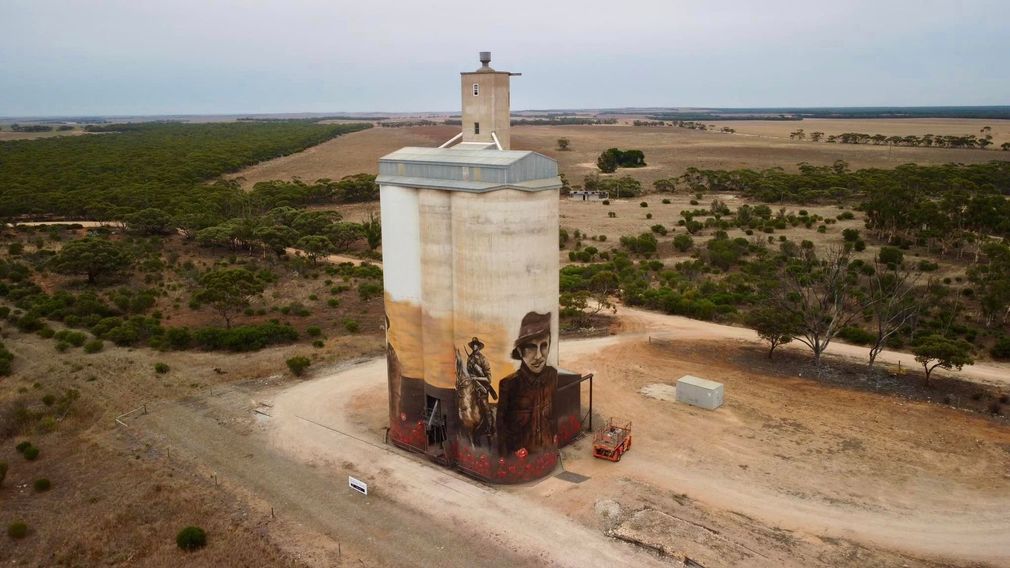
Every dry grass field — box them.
[229,120,1006,193]
[0,129,88,142]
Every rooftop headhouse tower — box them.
[460,51,519,149]
[377,53,584,484]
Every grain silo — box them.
[379,53,584,483]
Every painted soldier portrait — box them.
[495,311,558,456]
[455,337,498,447]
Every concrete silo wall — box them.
[381,183,562,482]
[449,189,560,480]
[380,185,427,450]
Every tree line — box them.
[789,127,1004,150]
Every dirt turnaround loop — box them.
[266,307,1010,567]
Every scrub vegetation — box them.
[561,159,1010,372]
[0,121,370,218]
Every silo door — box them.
[424,395,447,454]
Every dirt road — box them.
[267,358,667,568]
[265,306,1010,566]
[619,306,1010,388]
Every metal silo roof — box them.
[377,146,561,193]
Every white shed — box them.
[676,375,724,410]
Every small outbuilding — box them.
[676,375,724,410]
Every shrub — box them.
[63,331,87,347]
[662,199,671,204]
[607,212,616,218]
[286,356,311,376]
[879,246,903,266]
[83,339,103,354]
[673,234,694,252]
[176,526,207,551]
[306,326,322,337]
[55,341,70,352]
[193,322,298,352]
[33,478,51,492]
[16,441,31,454]
[645,213,652,219]
[41,394,55,406]
[853,240,866,252]
[164,327,193,350]
[640,202,648,208]
[991,337,1010,360]
[7,522,28,539]
[327,298,340,308]
[23,446,39,461]
[358,282,383,301]
[838,326,876,346]
[343,318,360,333]
[601,200,610,205]
[154,362,170,374]
[312,339,324,348]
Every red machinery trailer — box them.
[592,418,632,462]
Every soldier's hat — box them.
[510,312,551,360]
[468,337,484,350]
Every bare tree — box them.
[775,248,875,367]
[866,261,924,367]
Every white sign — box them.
[348,476,368,495]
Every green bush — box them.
[164,327,193,350]
[662,199,671,204]
[358,282,383,301]
[41,394,55,406]
[343,318,360,333]
[23,446,39,461]
[154,362,170,374]
[640,202,648,208]
[55,341,70,352]
[176,526,207,551]
[16,441,31,454]
[33,478,51,492]
[838,326,876,346]
[312,339,324,348]
[306,326,322,337]
[192,322,298,352]
[286,356,311,376]
[0,344,12,376]
[7,522,28,539]
[673,234,694,252]
[83,339,103,354]
[991,337,1010,360]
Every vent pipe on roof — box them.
[479,51,491,68]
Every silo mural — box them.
[377,53,583,483]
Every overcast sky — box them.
[2,0,1008,116]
